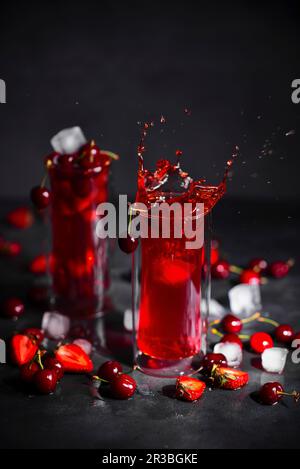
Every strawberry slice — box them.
[7,207,33,229]
[212,366,249,390]
[10,334,38,366]
[55,344,93,373]
[176,376,206,401]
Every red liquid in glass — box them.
[48,154,110,318]
[135,148,231,360]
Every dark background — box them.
[0,0,300,202]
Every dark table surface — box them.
[0,198,300,449]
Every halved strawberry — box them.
[55,344,93,373]
[7,207,33,229]
[176,376,206,401]
[10,334,38,366]
[212,366,249,390]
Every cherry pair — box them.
[96,361,136,399]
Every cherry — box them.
[222,314,243,334]
[259,382,300,405]
[43,355,64,381]
[211,260,230,279]
[250,332,274,353]
[3,298,24,318]
[34,369,57,394]
[78,141,102,169]
[221,333,243,348]
[20,362,40,384]
[97,360,123,382]
[58,153,75,169]
[30,186,51,210]
[268,260,293,279]
[201,353,227,374]
[248,258,268,273]
[23,328,45,345]
[110,374,137,399]
[275,324,294,344]
[0,238,21,257]
[118,234,138,254]
[239,269,261,285]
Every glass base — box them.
[135,352,203,378]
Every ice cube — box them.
[201,298,226,319]
[228,284,262,318]
[50,126,87,154]
[261,347,288,374]
[124,308,134,331]
[73,338,92,356]
[42,311,70,340]
[214,342,243,368]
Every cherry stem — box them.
[278,390,300,402]
[36,350,44,370]
[92,375,109,384]
[287,258,295,268]
[40,172,48,188]
[241,312,261,324]
[211,327,223,338]
[258,316,279,327]
[102,150,120,161]
[229,265,243,275]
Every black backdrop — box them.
[0,0,300,201]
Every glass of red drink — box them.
[47,141,113,319]
[131,158,224,377]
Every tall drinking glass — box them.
[131,197,211,377]
[48,155,110,319]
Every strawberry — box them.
[29,254,54,274]
[211,366,249,390]
[54,344,93,373]
[175,376,206,402]
[7,207,33,229]
[10,334,38,366]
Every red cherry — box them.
[201,353,227,374]
[110,374,137,399]
[275,324,294,344]
[259,382,284,405]
[30,186,51,210]
[3,298,24,318]
[58,153,75,169]
[23,328,45,345]
[211,260,230,279]
[78,141,102,169]
[250,332,274,353]
[118,234,139,254]
[239,269,261,285]
[20,362,40,384]
[0,238,22,257]
[34,369,58,394]
[222,314,243,334]
[268,260,293,279]
[97,360,123,382]
[248,258,268,273]
[221,333,243,348]
[43,355,64,381]
[7,207,33,229]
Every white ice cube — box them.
[228,284,262,318]
[42,311,70,340]
[50,126,87,154]
[73,338,92,356]
[261,347,288,374]
[214,342,243,368]
[123,308,139,332]
[201,298,226,319]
